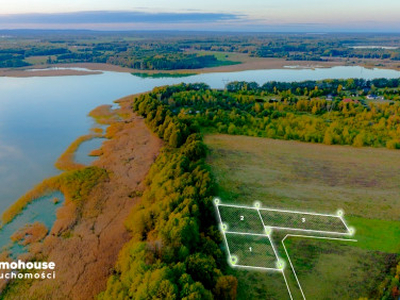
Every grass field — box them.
[205,134,400,299]
[285,238,395,299]
[24,56,50,65]
[195,50,245,63]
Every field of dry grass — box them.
[206,134,400,221]
[205,134,400,299]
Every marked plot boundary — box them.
[214,198,357,300]
[281,234,358,300]
[216,205,282,271]
[218,205,266,234]
[225,232,281,270]
[216,202,353,236]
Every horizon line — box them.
[1,29,400,34]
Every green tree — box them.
[214,275,238,300]
[169,129,181,148]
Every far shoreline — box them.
[1,56,400,78]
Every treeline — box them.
[226,78,400,95]
[99,84,237,299]
[0,53,30,68]
[225,78,400,101]
[144,82,400,149]
[108,53,228,70]
[43,49,231,70]
[3,32,400,70]
[374,260,400,299]
[0,36,235,70]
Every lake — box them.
[1,66,400,214]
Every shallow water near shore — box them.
[1,65,400,215]
[0,192,64,257]
[75,137,107,165]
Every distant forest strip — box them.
[139,79,399,149]
[99,85,237,299]
[1,32,400,69]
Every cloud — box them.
[0,10,397,32]
[0,11,241,25]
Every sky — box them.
[0,0,400,32]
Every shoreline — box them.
[0,67,103,77]
[0,91,163,298]
[0,92,150,225]
[1,56,400,78]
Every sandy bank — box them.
[0,60,341,78]
[2,94,163,299]
[2,55,400,78]
[0,67,103,77]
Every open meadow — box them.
[205,134,400,299]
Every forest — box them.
[100,82,400,299]
[159,80,400,149]
[1,31,400,70]
[99,85,238,299]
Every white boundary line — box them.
[284,234,358,242]
[268,234,281,264]
[282,236,306,300]
[224,231,280,269]
[267,226,350,236]
[340,215,351,233]
[281,234,358,300]
[257,208,266,228]
[217,203,340,218]
[234,265,281,272]
[225,231,267,237]
[215,204,233,262]
[282,269,294,300]
[217,203,350,235]
[255,207,283,263]
[215,200,357,300]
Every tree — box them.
[311,105,318,114]
[345,78,356,90]
[227,123,236,135]
[323,131,333,145]
[353,132,365,147]
[169,130,181,148]
[214,275,238,300]
[386,139,400,150]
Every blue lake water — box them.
[75,137,107,165]
[1,65,400,215]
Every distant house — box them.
[366,94,377,100]
[326,94,333,101]
[268,98,279,103]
